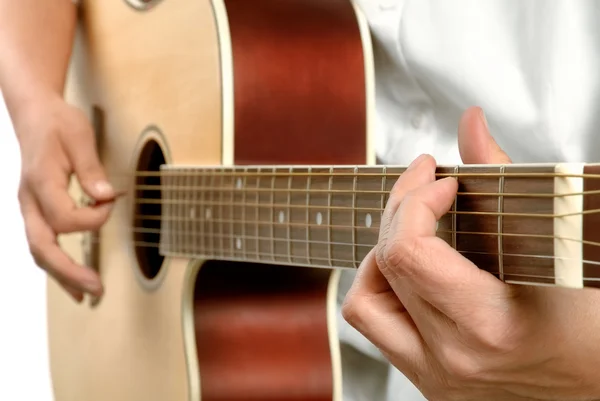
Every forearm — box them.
[0,0,77,119]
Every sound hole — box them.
[133,139,165,280]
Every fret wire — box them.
[191,169,198,254]
[255,168,260,261]
[452,165,459,250]
[188,168,194,254]
[286,167,293,263]
[352,167,358,268]
[306,167,312,265]
[230,170,235,257]
[498,165,506,281]
[219,168,224,257]
[177,172,183,253]
[380,166,387,223]
[270,168,276,261]
[209,171,215,256]
[327,167,334,267]
[161,170,168,254]
[200,170,207,257]
[242,166,248,260]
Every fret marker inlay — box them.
[236,178,242,189]
[236,238,242,250]
[316,212,323,225]
[365,213,372,228]
[278,211,285,223]
[205,208,212,220]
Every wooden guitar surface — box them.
[50,0,374,400]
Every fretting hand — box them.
[342,106,600,400]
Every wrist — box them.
[2,80,62,130]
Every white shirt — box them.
[337,1,600,400]
[2,1,600,400]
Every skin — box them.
[3,3,600,400]
[342,107,600,400]
[0,0,112,302]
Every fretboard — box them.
[135,163,600,289]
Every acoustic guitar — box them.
[50,0,600,400]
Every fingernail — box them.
[94,181,114,197]
[406,154,428,171]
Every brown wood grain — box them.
[226,0,367,166]
[163,164,560,286]
[583,165,600,287]
[191,0,368,399]
[194,261,335,401]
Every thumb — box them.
[63,110,115,202]
[458,106,512,164]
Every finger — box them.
[31,178,114,234]
[385,176,510,325]
[458,106,512,164]
[342,249,428,377]
[61,107,115,202]
[20,195,104,297]
[55,277,85,303]
[378,154,436,259]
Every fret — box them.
[305,167,312,265]
[351,167,358,268]
[218,168,224,257]
[230,169,236,258]
[288,167,310,264]
[207,171,215,257]
[356,166,383,264]
[254,168,261,260]
[242,167,258,259]
[272,167,288,262]
[307,167,332,265]
[329,166,355,268]
[190,169,198,255]
[232,169,244,259]
[452,165,459,251]
[327,167,333,267]
[286,167,293,263]
[159,168,169,255]
[175,171,183,254]
[497,165,505,282]
[200,169,208,257]
[186,168,193,255]
[256,169,274,262]
[499,165,555,284]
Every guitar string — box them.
[131,184,600,199]
[83,235,600,282]
[106,170,600,179]
[123,222,598,248]
[130,199,600,219]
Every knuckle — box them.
[340,295,362,326]
[380,236,419,279]
[437,344,481,381]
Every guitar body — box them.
[50,0,374,400]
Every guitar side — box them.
[50,0,375,400]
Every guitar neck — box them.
[139,162,600,289]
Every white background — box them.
[0,92,53,400]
